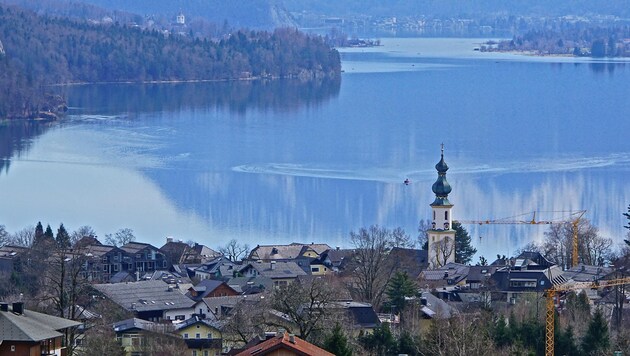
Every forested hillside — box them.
[0,4,340,119]
[282,0,630,17]
[67,0,296,30]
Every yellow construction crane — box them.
[456,210,586,267]
[544,277,630,356]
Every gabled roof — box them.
[175,315,224,331]
[328,301,380,328]
[0,304,81,342]
[120,242,161,254]
[467,265,499,282]
[235,331,334,356]
[248,243,331,261]
[226,276,273,294]
[418,292,456,319]
[113,318,157,333]
[93,280,195,312]
[422,262,470,284]
[192,243,221,259]
[0,245,29,258]
[80,244,120,258]
[240,261,308,279]
[388,247,429,277]
[562,264,613,283]
[110,271,135,283]
[187,279,238,300]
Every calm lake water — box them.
[1,38,630,260]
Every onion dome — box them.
[430,145,453,206]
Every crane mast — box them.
[545,277,630,356]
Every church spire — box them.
[431,143,452,207]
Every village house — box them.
[186,279,240,301]
[194,256,238,280]
[175,315,224,356]
[161,238,205,265]
[239,260,307,288]
[120,242,170,273]
[234,331,333,356]
[0,302,82,355]
[79,244,126,282]
[93,280,198,322]
[113,318,180,356]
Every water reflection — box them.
[65,77,341,115]
[0,121,50,175]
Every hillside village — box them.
[1,151,629,356]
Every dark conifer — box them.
[323,323,352,356]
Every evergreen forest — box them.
[0,4,341,119]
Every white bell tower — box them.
[428,144,455,268]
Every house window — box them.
[433,211,436,220]
[114,255,119,262]
[103,265,108,271]
[163,260,167,268]
[204,351,209,356]
[136,254,141,259]
[114,264,119,272]
[273,280,288,288]
[175,315,185,320]
[11,345,15,351]
[184,333,189,339]
[102,256,108,263]
[509,280,537,288]
[192,351,197,356]
[196,333,200,339]
[311,267,320,273]
[207,333,212,339]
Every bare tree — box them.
[346,225,404,308]
[222,299,268,345]
[417,219,432,249]
[0,224,9,246]
[271,276,341,342]
[431,236,455,268]
[543,219,612,267]
[71,225,98,245]
[104,228,135,247]
[421,313,497,356]
[219,239,250,261]
[40,228,93,355]
[9,226,35,247]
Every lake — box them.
[1,38,629,261]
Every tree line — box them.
[0,4,341,119]
[485,25,630,57]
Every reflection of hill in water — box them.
[0,121,49,175]
[66,78,341,115]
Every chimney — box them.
[0,303,8,312]
[336,246,340,250]
[12,302,24,315]
[166,236,173,243]
[270,261,276,270]
[289,334,296,344]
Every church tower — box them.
[428,145,456,268]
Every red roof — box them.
[235,332,334,356]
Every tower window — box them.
[445,211,448,220]
[433,211,436,220]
